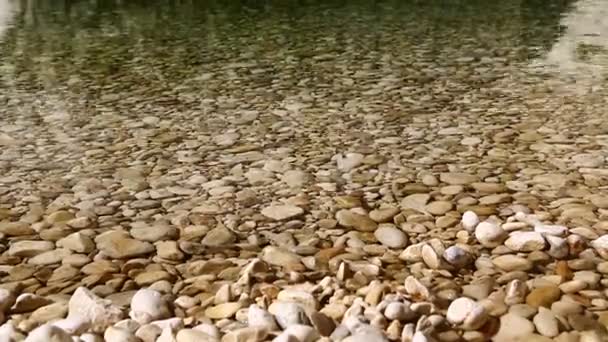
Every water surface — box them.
[0,0,607,198]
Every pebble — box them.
[204,302,242,319]
[475,221,507,247]
[493,313,535,342]
[129,288,170,324]
[278,324,319,342]
[268,301,310,329]
[336,210,378,232]
[443,245,472,267]
[175,328,218,342]
[223,327,267,342]
[67,287,124,333]
[369,207,400,223]
[247,304,279,331]
[533,307,559,337]
[103,326,139,342]
[446,297,477,325]
[493,255,533,271]
[336,153,364,172]
[261,246,303,268]
[383,302,414,321]
[57,232,95,253]
[505,231,546,252]
[95,231,154,258]
[261,205,305,221]
[526,286,562,308]
[8,240,55,257]
[461,211,479,231]
[374,226,408,248]
[24,324,72,342]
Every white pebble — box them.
[103,326,139,342]
[24,324,72,342]
[248,304,279,331]
[446,297,476,325]
[277,324,318,342]
[474,221,507,247]
[504,231,546,252]
[383,302,414,321]
[129,288,170,324]
[461,211,479,231]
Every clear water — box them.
[0,0,607,195]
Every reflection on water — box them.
[0,0,606,181]
[531,0,608,94]
[0,0,18,37]
[0,0,584,107]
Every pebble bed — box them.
[1,1,608,342]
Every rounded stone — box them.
[475,221,507,248]
[374,226,408,248]
[446,297,476,325]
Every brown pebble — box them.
[526,286,562,308]
[555,261,573,281]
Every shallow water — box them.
[0,0,607,205]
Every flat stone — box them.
[282,170,309,188]
[492,255,533,272]
[0,222,34,236]
[479,194,511,205]
[130,225,178,242]
[103,326,139,342]
[204,302,242,319]
[57,233,95,253]
[96,231,154,258]
[201,225,236,246]
[336,210,377,232]
[8,240,55,257]
[440,173,478,185]
[532,174,567,189]
[11,294,53,313]
[374,226,408,248]
[425,201,453,215]
[175,329,218,342]
[28,248,72,265]
[261,205,304,221]
[505,231,546,252]
[533,307,559,338]
[309,312,336,337]
[222,327,267,342]
[526,286,561,308]
[336,153,364,172]
[400,194,430,213]
[261,246,303,269]
[369,207,400,223]
[492,313,535,342]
